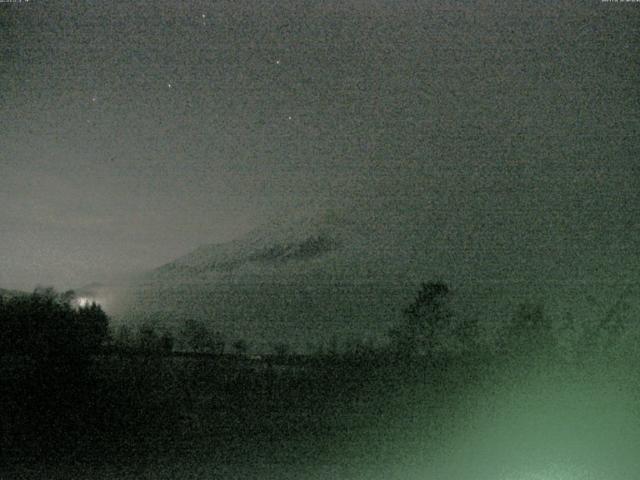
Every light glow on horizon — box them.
[75,296,96,308]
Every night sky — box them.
[1,0,639,296]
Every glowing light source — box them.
[75,297,94,308]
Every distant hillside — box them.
[107,210,418,352]
[87,209,640,355]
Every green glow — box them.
[321,356,640,480]
[501,467,590,480]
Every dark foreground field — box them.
[3,352,640,480]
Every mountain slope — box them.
[112,210,413,352]
[101,209,640,354]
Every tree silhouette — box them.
[500,302,554,359]
[137,322,161,352]
[232,338,248,356]
[390,281,454,358]
[74,301,110,354]
[272,342,291,357]
[159,331,175,353]
[0,288,110,359]
[113,323,134,349]
[181,318,225,354]
[0,288,112,453]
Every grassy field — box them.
[2,352,640,479]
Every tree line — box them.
[388,280,638,365]
[1,281,636,462]
[1,282,634,363]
